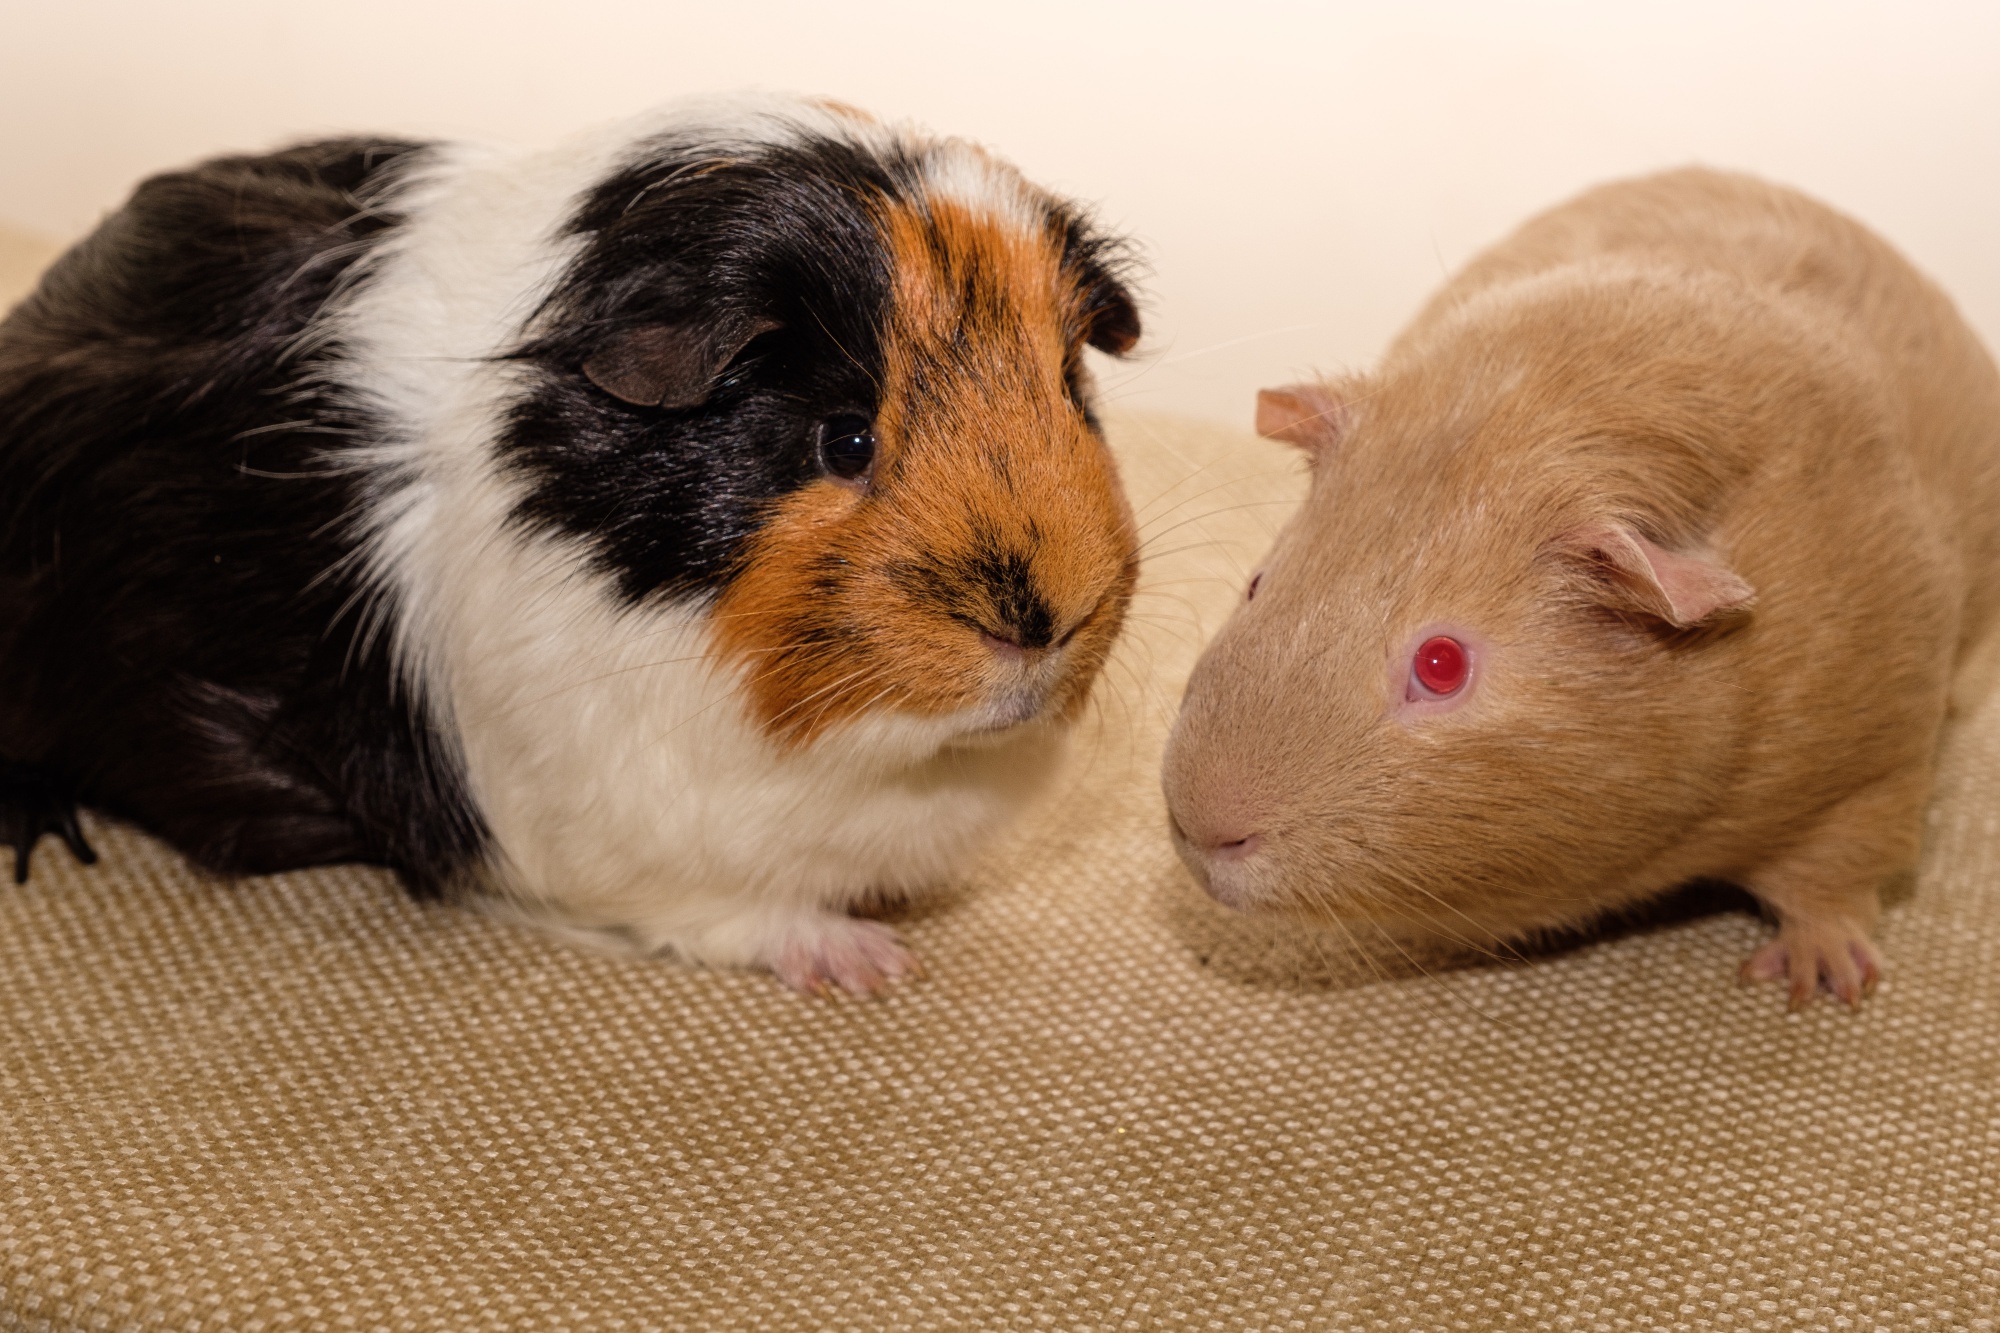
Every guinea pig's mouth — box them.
[1166,812,1272,912]
[949,689,1054,745]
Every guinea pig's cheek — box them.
[1390,626,1488,722]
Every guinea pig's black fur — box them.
[0,97,1141,992]
[0,138,478,886]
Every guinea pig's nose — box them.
[1167,810,1267,910]
[980,627,1031,659]
[1167,808,1264,862]
[1209,832,1263,862]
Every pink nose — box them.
[1208,831,1262,861]
[1167,808,1267,910]
[1168,809,1264,863]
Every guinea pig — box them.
[1162,167,2000,1009]
[0,94,1143,995]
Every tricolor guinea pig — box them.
[1162,168,2000,1009]
[0,95,1142,995]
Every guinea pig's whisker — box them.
[1135,539,1261,567]
[825,683,900,729]
[1101,651,1176,728]
[1309,911,1404,999]
[1136,499,1303,558]
[806,307,882,392]
[1123,597,1212,630]
[794,687,889,741]
[1120,612,1240,653]
[1357,908,1520,1031]
[1303,864,1509,971]
[488,652,729,716]
[1135,487,1303,546]
[763,663,890,726]
[1122,596,1215,635]
[1134,467,1303,532]
[484,632,852,721]
[1075,706,1131,777]
[744,649,874,695]
[1306,905,1461,1026]
[1152,324,1327,369]
[1136,532,1284,577]
[776,667,891,723]
[1134,575,1252,594]
[1129,453,1258,524]
[1086,660,1150,753]
[1353,916,1487,1028]
[1375,870,1526,965]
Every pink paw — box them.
[1739,918,1883,1010]
[768,916,924,999]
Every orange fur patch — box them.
[711,192,1137,744]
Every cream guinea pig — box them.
[0,95,1141,994]
[1163,168,2000,1008]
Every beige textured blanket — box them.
[2,228,1996,1330]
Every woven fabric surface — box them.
[4,237,2000,1331]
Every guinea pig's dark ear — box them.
[1081,278,1141,355]
[1552,520,1755,628]
[1058,217,1142,355]
[1256,383,1351,453]
[582,316,779,409]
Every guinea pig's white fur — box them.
[381,483,1062,971]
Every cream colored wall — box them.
[2,0,1996,424]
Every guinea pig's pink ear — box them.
[582,317,779,409]
[1552,521,1756,628]
[1255,383,1350,453]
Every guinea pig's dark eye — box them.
[1410,635,1469,698]
[1246,571,1263,601]
[817,414,877,482]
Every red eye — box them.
[1412,635,1468,696]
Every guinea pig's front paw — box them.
[1739,917,1883,1011]
[767,915,923,999]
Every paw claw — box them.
[1,764,96,885]
[769,917,921,999]
[1740,942,1789,985]
[1742,917,1882,1011]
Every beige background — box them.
[2,0,1997,424]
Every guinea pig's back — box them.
[1411,169,1919,325]
[1400,167,2000,645]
